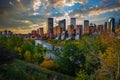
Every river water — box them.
[35,40,61,59]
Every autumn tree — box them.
[24,50,31,62]
[97,38,120,80]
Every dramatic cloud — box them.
[0,0,120,33]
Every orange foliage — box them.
[40,56,55,69]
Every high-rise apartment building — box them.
[84,20,89,34]
[48,18,54,38]
[71,18,76,27]
[98,25,104,34]
[104,22,107,33]
[75,25,83,40]
[54,26,62,37]
[58,19,66,32]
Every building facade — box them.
[58,19,66,32]
[108,18,115,33]
[54,26,62,37]
[48,18,54,38]
[104,22,107,33]
[71,18,76,27]
[84,20,89,34]
[98,25,104,34]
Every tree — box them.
[76,70,90,80]
[75,36,106,79]
[40,56,55,69]
[24,50,31,62]
[20,41,34,59]
[0,42,15,64]
[97,38,120,80]
[32,44,45,64]
[57,42,85,76]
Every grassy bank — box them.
[0,59,74,80]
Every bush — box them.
[40,56,56,70]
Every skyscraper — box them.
[108,18,115,33]
[84,20,89,34]
[75,25,83,40]
[48,18,54,38]
[54,26,62,37]
[89,23,95,34]
[71,18,76,27]
[104,22,107,33]
[37,27,44,35]
[58,19,66,32]
[84,20,89,27]
[98,25,103,34]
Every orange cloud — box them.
[89,7,120,16]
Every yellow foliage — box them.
[40,58,55,69]
[97,46,120,80]
[24,50,31,62]
[44,56,49,61]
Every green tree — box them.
[32,44,45,64]
[57,42,85,76]
[76,70,90,80]
[76,36,106,79]
[20,41,34,59]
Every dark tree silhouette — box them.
[0,42,15,64]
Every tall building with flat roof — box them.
[75,25,83,40]
[104,22,107,33]
[54,26,62,37]
[89,23,95,34]
[48,18,54,38]
[84,20,89,27]
[37,27,44,35]
[98,25,104,34]
[58,19,66,32]
[84,20,89,34]
[71,18,76,27]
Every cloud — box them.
[88,5,120,16]
[73,0,89,4]
[0,0,120,33]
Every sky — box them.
[0,0,120,33]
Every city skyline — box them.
[0,0,120,33]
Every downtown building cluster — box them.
[0,18,120,40]
[46,17,118,40]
